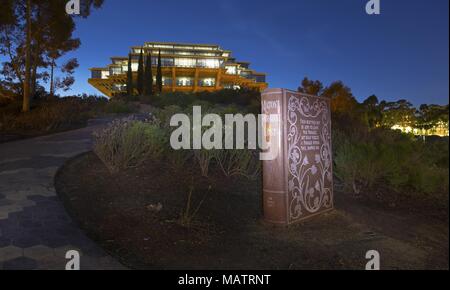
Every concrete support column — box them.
[171,67,176,92]
[216,69,222,90]
[194,68,199,93]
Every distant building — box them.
[89,42,268,97]
[391,121,449,137]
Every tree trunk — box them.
[22,0,32,112]
[31,62,37,100]
[50,60,55,96]
[30,9,41,101]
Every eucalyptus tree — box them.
[0,0,104,112]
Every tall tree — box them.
[381,99,416,128]
[322,81,358,114]
[126,53,133,96]
[137,48,144,95]
[0,0,104,112]
[23,0,31,111]
[51,58,79,95]
[416,104,449,131]
[298,77,323,96]
[156,49,163,94]
[144,52,153,96]
[362,95,382,129]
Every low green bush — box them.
[333,126,449,205]
[151,92,197,108]
[213,149,261,179]
[193,149,214,177]
[93,117,167,173]
[167,148,193,169]
[148,89,261,113]
[0,96,106,133]
[103,100,138,114]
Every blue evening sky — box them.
[62,0,449,106]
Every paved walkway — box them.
[0,119,126,270]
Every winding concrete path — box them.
[0,119,126,270]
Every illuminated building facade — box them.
[88,42,268,97]
[391,121,449,137]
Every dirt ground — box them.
[54,152,449,270]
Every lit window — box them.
[101,70,110,79]
[198,52,217,56]
[153,77,173,86]
[176,77,194,86]
[197,59,220,68]
[199,78,215,87]
[153,44,174,49]
[194,46,214,50]
[112,84,126,91]
[155,58,174,66]
[175,58,196,67]
[91,70,102,79]
[226,66,237,75]
[110,67,122,75]
[176,46,194,50]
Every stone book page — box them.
[285,90,334,224]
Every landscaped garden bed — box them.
[55,150,449,270]
[0,96,140,143]
[37,87,447,270]
[53,97,449,269]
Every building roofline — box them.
[144,41,220,48]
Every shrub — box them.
[167,148,193,169]
[93,117,167,173]
[179,181,210,227]
[151,92,197,108]
[194,149,214,177]
[214,149,261,179]
[148,89,261,113]
[151,105,184,128]
[103,100,138,114]
[333,126,449,205]
[0,97,104,133]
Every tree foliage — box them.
[298,76,449,132]
[156,49,163,94]
[126,53,133,96]
[137,48,144,95]
[0,0,104,111]
[144,52,153,96]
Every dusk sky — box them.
[64,0,449,106]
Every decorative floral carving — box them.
[287,95,333,221]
